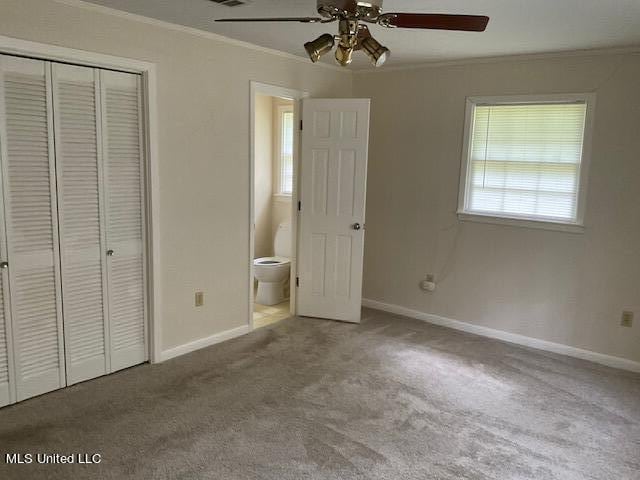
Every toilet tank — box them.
[274,222,291,258]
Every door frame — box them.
[249,81,308,330]
[0,35,162,363]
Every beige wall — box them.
[254,94,273,259]
[0,0,352,351]
[355,53,640,363]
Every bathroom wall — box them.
[254,94,274,259]
[255,96,294,259]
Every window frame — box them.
[274,104,294,197]
[457,93,596,233]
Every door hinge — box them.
[297,201,301,211]
[300,119,303,131]
[296,277,299,287]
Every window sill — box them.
[457,212,585,234]
[273,193,292,202]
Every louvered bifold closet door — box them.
[52,64,110,385]
[0,180,15,407]
[0,259,14,407]
[0,55,65,401]
[100,70,147,371]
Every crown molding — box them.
[52,0,348,73]
[353,45,640,74]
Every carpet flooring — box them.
[1,308,639,480]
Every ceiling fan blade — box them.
[216,17,326,23]
[378,13,489,32]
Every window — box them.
[276,107,294,195]
[458,95,594,231]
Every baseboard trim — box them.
[160,325,250,362]
[363,299,640,373]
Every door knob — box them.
[0,261,7,269]
[352,223,361,231]
[106,249,114,257]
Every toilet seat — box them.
[254,256,290,266]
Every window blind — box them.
[280,111,294,194]
[465,102,587,223]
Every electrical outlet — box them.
[621,311,633,328]
[195,291,204,307]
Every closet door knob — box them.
[0,261,8,269]
[106,250,114,257]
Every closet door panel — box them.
[52,63,109,385]
[0,90,13,406]
[0,271,13,407]
[100,70,147,371]
[0,148,14,406]
[0,55,65,401]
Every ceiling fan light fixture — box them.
[216,1,489,69]
[304,33,336,62]
[361,35,390,67]
[335,44,354,66]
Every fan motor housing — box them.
[317,0,383,19]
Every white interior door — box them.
[52,63,110,385]
[297,99,370,323]
[0,55,66,401]
[100,70,148,371]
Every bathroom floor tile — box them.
[253,300,290,329]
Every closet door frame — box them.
[0,35,161,364]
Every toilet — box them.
[254,222,291,305]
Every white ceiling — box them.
[83,0,640,69]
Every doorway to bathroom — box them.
[249,82,307,330]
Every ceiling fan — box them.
[215,0,489,67]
